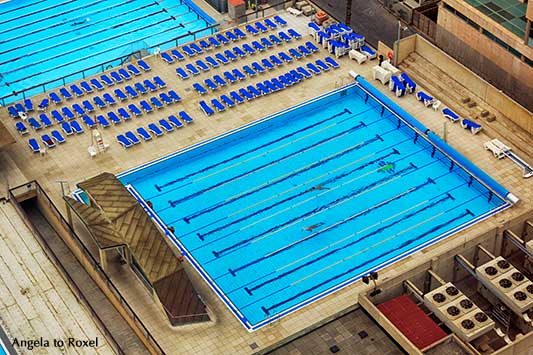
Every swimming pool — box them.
[112,78,514,330]
[0,0,215,103]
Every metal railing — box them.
[0,22,220,106]
[8,181,166,355]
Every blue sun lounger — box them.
[234,28,247,39]
[159,119,174,132]
[190,43,203,55]
[223,49,238,61]
[138,60,151,71]
[182,45,195,57]
[199,39,210,51]
[298,45,312,56]
[81,100,94,114]
[170,49,185,61]
[127,64,141,76]
[161,52,174,64]
[232,68,246,81]
[93,96,106,108]
[16,122,28,135]
[90,78,104,91]
[186,63,200,76]
[264,18,277,30]
[306,62,321,75]
[139,100,153,113]
[216,33,229,45]
[159,92,172,105]
[269,55,283,66]
[252,61,265,73]
[39,114,53,127]
[193,83,208,95]
[137,127,152,141]
[204,78,218,91]
[223,71,237,83]
[108,111,121,124]
[80,81,94,94]
[195,60,210,72]
[176,67,190,80]
[125,131,140,145]
[50,130,65,144]
[461,119,482,134]
[261,37,273,48]
[41,134,55,148]
[61,121,73,135]
[315,59,330,71]
[269,34,282,45]
[143,79,157,92]
[168,115,184,128]
[233,46,247,57]
[28,138,40,153]
[37,98,49,111]
[400,73,416,93]
[70,85,83,97]
[325,56,340,69]
[416,91,433,106]
[442,108,460,122]
[153,76,166,88]
[273,15,287,26]
[289,48,303,60]
[50,92,62,104]
[117,107,131,120]
[229,91,244,104]
[239,88,254,101]
[215,53,229,65]
[271,78,285,90]
[252,40,265,51]
[103,93,117,106]
[243,65,256,76]
[213,75,227,87]
[288,28,302,39]
[118,68,132,80]
[117,134,133,148]
[82,115,96,128]
[199,100,215,116]
[390,76,406,97]
[208,37,220,47]
[305,41,319,52]
[261,58,274,70]
[148,123,164,136]
[263,80,278,92]
[256,82,271,95]
[245,24,259,35]
[255,21,268,32]
[128,103,143,116]
[168,90,182,102]
[211,98,226,112]
[179,111,194,123]
[71,120,84,134]
[124,85,138,98]
[278,51,293,63]
[72,103,85,116]
[114,88,128,101]
[241,44,256,55]
[50,110,63,123]
[220,94,235,108]
[100,74,114,86]
[59,88,72,101]
[134,83,147,95]
[289,69,304,82]
[279,31,291,42]
[296,66,312,79]
[247,85,261,97]
[205,56,220,68]
[23,99,33,112]
[360,45,377,59]
[150,97,164,109]
[110,71,123,83]
[14,103,25,113]
[96,115,110,128]
[278,75,290,87]
[225,31,238,42]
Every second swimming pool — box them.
[119,79,513,330]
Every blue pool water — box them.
[0,0,214,103]
[118,82,511,330]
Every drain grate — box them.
[249,342,258,350]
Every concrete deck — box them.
[0,9,531,355]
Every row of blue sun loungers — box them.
[27,121,85,152]
[116,112,194,148]
[440,107,482,134]
[198,57,339,116]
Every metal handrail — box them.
[0,22,219,106]
[8,181,166,355]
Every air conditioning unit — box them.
[443,296,475,321]
[452,311,495,342]
[423,282,460,309]
[493,272,520,294]
[476,256,512,282]
[506,282,533,314]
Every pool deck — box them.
[0,10,531,355]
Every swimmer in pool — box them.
[302,222,325,231]
[309,184,330,191]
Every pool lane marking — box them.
[152,107,360,193]
[210,164,418,258]
[259,210,473,315]
[162,121,368,209]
